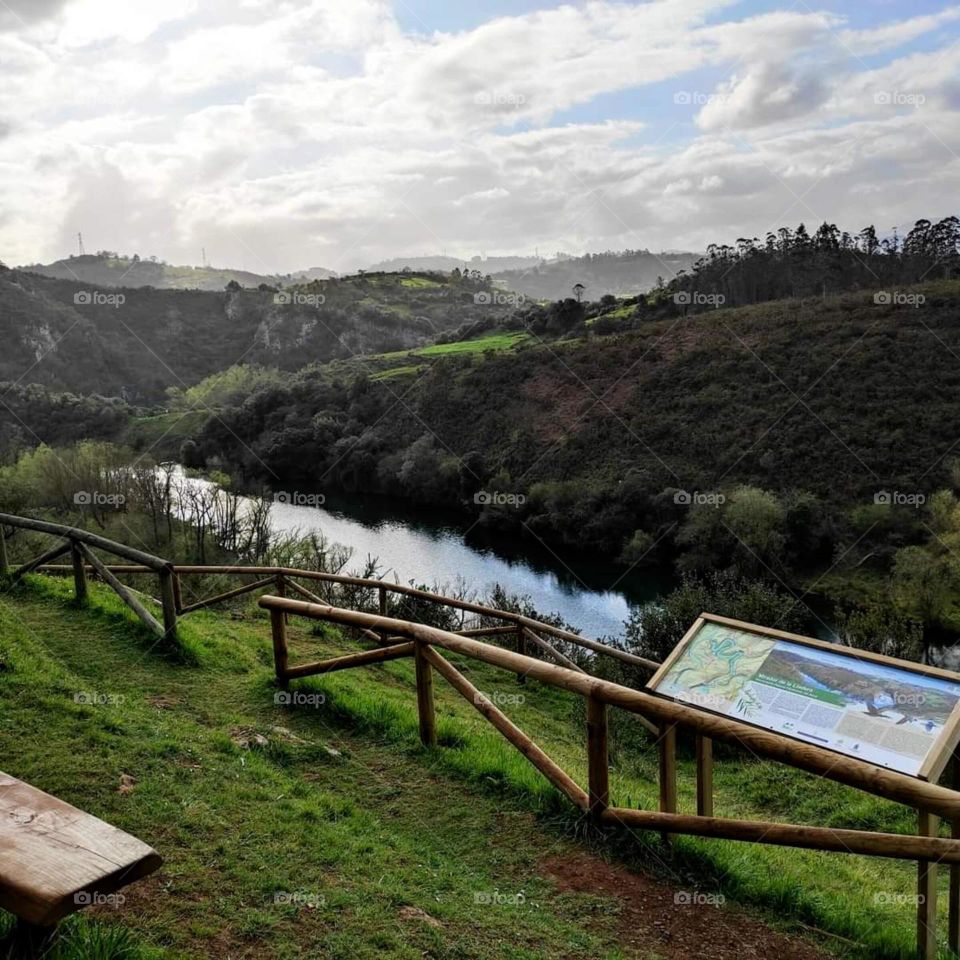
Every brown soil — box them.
[540,850,833,960]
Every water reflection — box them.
[263,487,670,639]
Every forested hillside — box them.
[0,266,509,401]
[670,217,960,309]
[182,280,960,631]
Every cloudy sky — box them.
[1,0,958,274]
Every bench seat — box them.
[0,771,162,926]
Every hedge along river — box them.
[171,467,672,639]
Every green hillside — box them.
[187,280,960,577]
[0,267,515,402]
[0,571,947,958]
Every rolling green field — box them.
[374,332,530,361]
[0,574,950,958]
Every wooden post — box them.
[918,809,939,960]
[696,734,713,817]
[414,642,437,747]
[276,574,288,624]
[70,541,87,604]
[515,623,526,685]
[0,529,8,576]
[587,695,609,818]
[270,608,289,689]
[171,571,183,615]
[659,723,678,844]
[951,753,960,957]
[158,569,177,643]
[378,584,388,641]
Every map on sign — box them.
[649,618,960,777]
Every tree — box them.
[891,546,953,628]
[572,282,585,303]
[624,572,806,664]
[836,604,922,662]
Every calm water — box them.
[257,488,670,640]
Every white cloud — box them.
[57,0,197,46]
[0,0,957,273]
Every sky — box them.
[0,0,958,274]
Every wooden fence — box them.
[5,513,960,957]
[16,521,658,726]
[260,594,960,960]
[0,513,177,643]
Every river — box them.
[178,470,673,640]
[265,490,677,639]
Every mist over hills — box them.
[366,254,546,274]
[365,250,702,301]
[17,249,699,301]
[495,249,701,301]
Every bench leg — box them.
[8,920,58,958]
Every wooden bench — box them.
[0,771,161,952]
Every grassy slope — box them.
[0,578,639,960]
[366,332,531,380]
[0,577,951,958]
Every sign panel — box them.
[648,615,960,779]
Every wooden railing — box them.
[8,513,659,728]
[5,514,960,956]
[0,513,177,643]
[260,594,960,960]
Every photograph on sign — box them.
[649,618,960,777]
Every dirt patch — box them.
[540,851,831,960]
[398,905,443,929]
[148,695,181,710]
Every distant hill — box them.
[366,254,545,274]
[289,266,340,282]
[20,254,339,291]
[494,250,701,301]
[0,266,511,401]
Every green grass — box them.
[125,411,209,457]
[374,332,530,363]
[0,577,643,959]
[397,277,444,289]
[0,574,948,958]
[370,364,427,381]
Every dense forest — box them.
[669,217,960,309]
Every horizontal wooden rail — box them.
[599,808,960,863]
[258,596,960,823]
[38,560,655,673]
[284,642,416,681]
[0,514,169,571]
